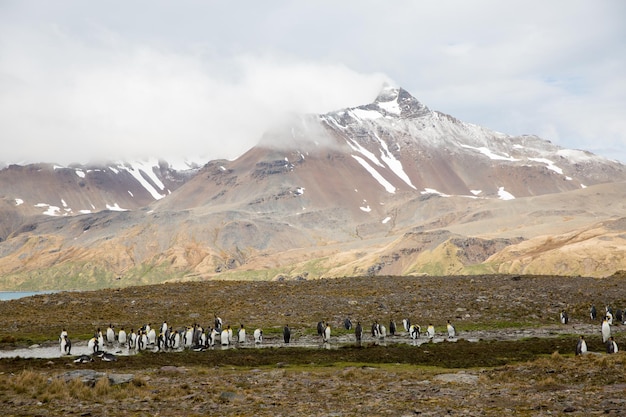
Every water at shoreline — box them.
[0,291,59,301]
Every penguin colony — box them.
[65,315,267,361]
[62,315,463,362]
[567,305,622,355]
[58,304,621,362]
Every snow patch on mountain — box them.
[421,188,449,197]
[346,138,384,167]
[371,131,416,190]
[529,158,564,175]
[350,108,383,121]
[376,97,402,116]
[460,144,519,161]
[556,149,600,163]
[106,203,128,211]
[35,203,62,216]
[112,160,167,200]
[351,155,396,193]
[498,187,515,200]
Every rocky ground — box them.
[0,274,625,416]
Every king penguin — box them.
[344,318,352,330]
[402,318,410,334]
[96,328,104,349]
[283,325,291,344]
[118,327,127,347]
[254,328,263,344]
[208,328,217,347]
[317,321,325,337]
[238,324,246,343]
[323,323,331,343]
[575,335,587,355]
[221,328,230,346]
[60,334,71,355]
[87,336,99,354]
[147,327,157,346]
[74,354,93,364]
[379,324,387,339]
[606,336,618,354]
[355,322,363,342]
[128,329,137,349]
[427,324,435,339]
[602,317,611,343]
[106,324,115,345]
[446,320,456,338]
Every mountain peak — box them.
[371,85,430,118]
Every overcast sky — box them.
[1,1,625,166]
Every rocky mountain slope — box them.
[1,87,625,290]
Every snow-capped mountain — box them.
[154,85,624,217]
[0,159,198,218]
[318,85,621,198]
[1,86,625,290]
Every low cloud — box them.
[0,27,390,166]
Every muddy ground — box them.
[1,274,625,416]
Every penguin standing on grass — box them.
[602,317,611,343]
[323,323,331,343]
[427,324,435,339]
[59,329,68,353]
[106,324,115,345]
[60,334,71,355]
[344,318,352,330]
[254,328,263,344]
[606,336,619,354]
[575,336,587,355]
[606,308,613,325]
[402,318,410,334]
[118,327,127,347]
[317,321,325,337]
[283,325,291,344]
[355,322,363,342]
[560,310,569,324]
[96,328,104,349]
[221,328,230,346]
[87,337,99,354]
[446,320,456,338]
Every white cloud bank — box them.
[0,0,624,165]
[0,26,389,165]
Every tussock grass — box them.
[1,275,626,415]
[2,369,149,405]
